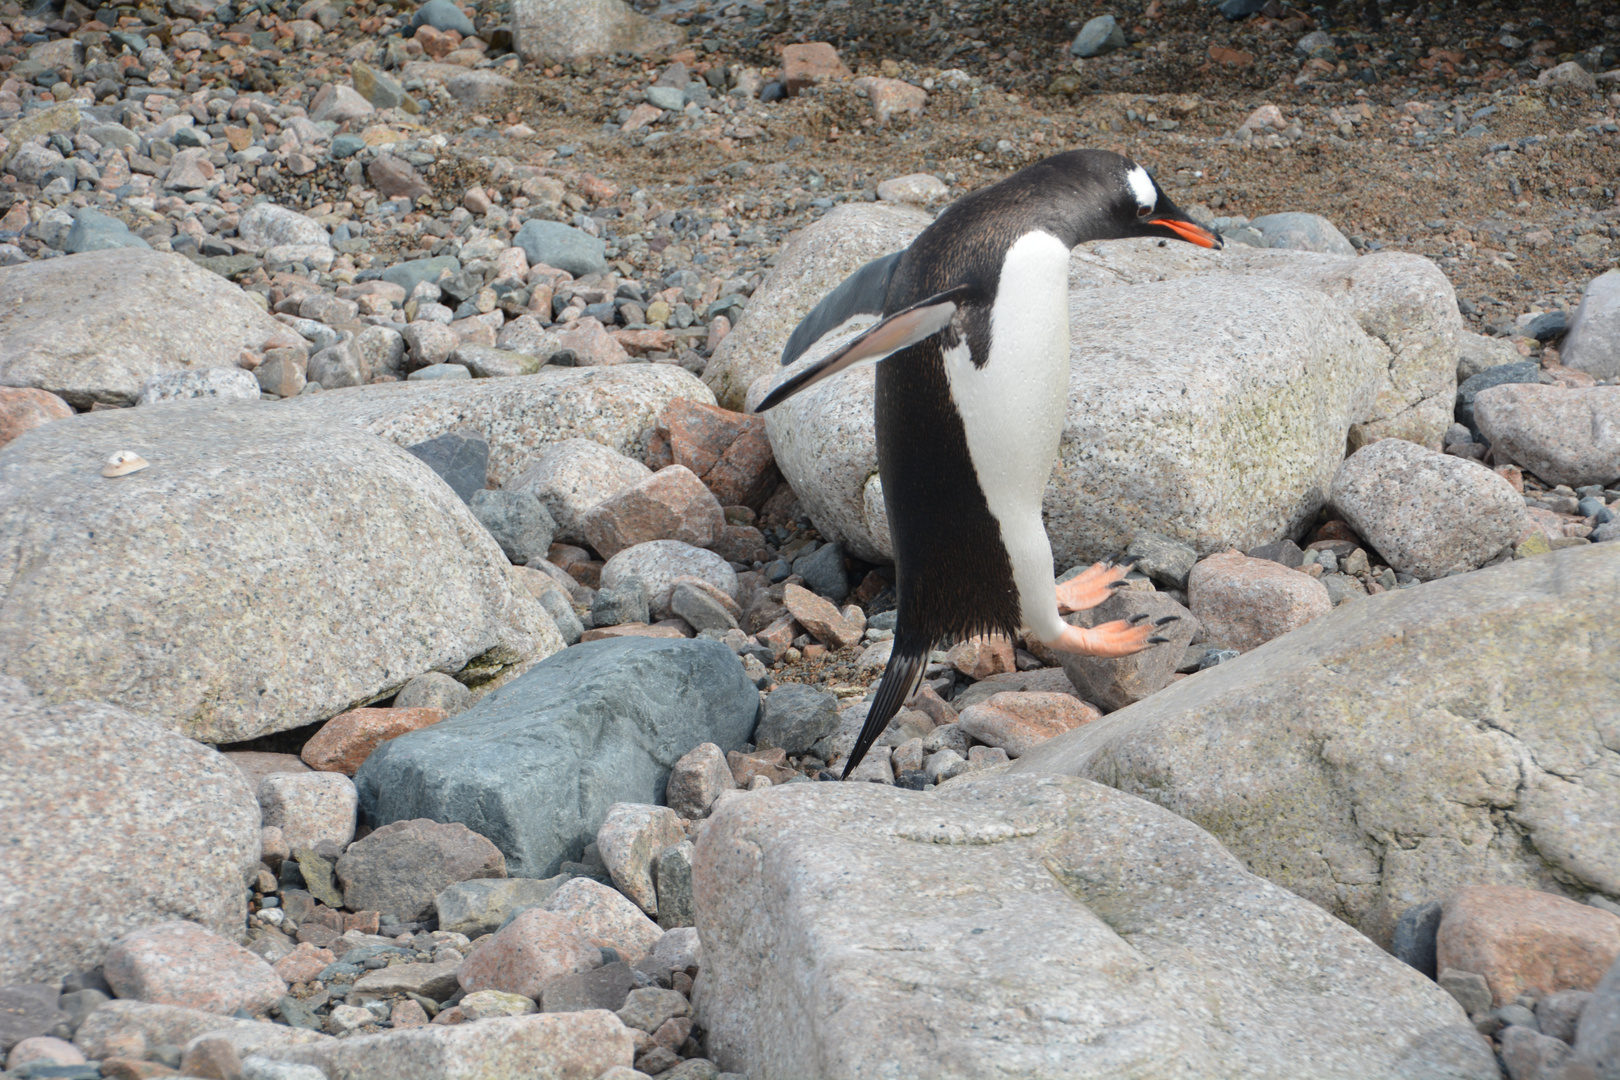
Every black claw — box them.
[1120,553,1145,568]
[1108,579,1130,589]
[1128,612,1151,625]
[1154,615,1180,626]
[1147,635,1169,644]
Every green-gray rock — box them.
[351,61,419,114]
[0,103,80,168]
[434,876,569,937]
[294,849,343,908]
[1009,542,1620,946]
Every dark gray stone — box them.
[792,541,849,603]
[63,208,150,254]
[1456,361,1542,432]
[541,960,637,1014]
[654,841,694,930]
[395,671,473,714]
[1250,213,1356,257]
[405,432,488,505]
[1219,0,1266,18]
[1535,989,1591,1043]
[514,220,607,278]
[380,255,460,297]
[470,489,555,564]
[592,576,649,627]
[411,0,475,34]
[1246,539,1305,569]
[1573,954,1620,1075]
[277,993,323,1030]
[670,581,736,632]
[57,988,108,1036]
[1057,591,1197,713]
[331,134,366,159]
[1392,900,1442,980]
[1125,531,1198,590]
[354,637,760,877]
[0,984,66,1052]
[1521,310,1568,342]
[755,683,838,754]
[1070,14,1125,57]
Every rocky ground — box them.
[2,0,1620,1078]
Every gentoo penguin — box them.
[754,150,1221,780]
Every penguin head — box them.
[1030,150,1223,250]
[1109,155,1223,249]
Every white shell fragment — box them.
[101,451,150,478]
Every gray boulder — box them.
[1070,14,1125,57]
[1474,383,1620,488]
[1455,361,1542,433]
[0,678,260,983]
[1008,542,1620,947]
[694,774,1480,1079]
[434,876,569,937]
[754,683,838,754]
[1250,212,1357,256]
[354,637,760,877]
[507,438,652,546]
[514,220,607,279]
[1562,270,1620,381]
[470,489,556,564]
[138,367,262,405]
[63,208,152,254]
[411,0,475,34]
[511,0,685,64]
[236,204,331,251]
[0,402,561,742]
[0,248,290,407]
[405,431,489,505]
[1056,590,1197,712]
[281,365,713,487]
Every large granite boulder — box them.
[744,234,1458,566]
[355,637,759,878]
[511,0,685,64]
[0,402,561,742]
[1473,383,1620,489]
[281,365,713,487]
[694,775,1485,1080]
[0,678,260,983]
[1007,542,1620,947]
[0,249,291,407]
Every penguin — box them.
[753,149,1221,780]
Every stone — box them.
[104,922,284,1015]
[404,431,489,506]
[409,364,474,383]
[402,323,459,371]
[755,683,839,754]
[257,772,358,849]
[511,0,684,63]
[1123,532,1199,590]
[0,986,66,1055]
[592,576,651,627]
[875,173,949,205]
[446,70,515,107]
[1007,543,1620,946]
[336,819,505,921]
[7,1035,84,1069]
[1187,551,1332,652]
[782,42,850,95]
[945,635,1016,679]
[63,209,152,254]
[507,439,652,545]
[581,465,725,559]
[469,489,556,564]
[1329,438,1527,580]
[137,367,260,405]
[272,943,335,985]
[434,877,569,937]
[271,1010,635,1079]
[1070,14,1125,57]
[351,62,416,112]
[543,877,663,962]
[237,205,330,251]
[1535,988,1592,1044]
[299,708,446,776]
[256,350,308,398]
[73,1000,259,1060]
[355,638,758,877]
[1571,956,1620,1076]
[781,583,860,650]
[1538,60,1599,91]
[349,960,460,1000]
[395,671,475,714]
[0,403,559,742]
[0,684,259,985]
[654,841,696,930]
[229,754,311,794]
[956,692,1101,758]
[367,155,430,200]
[694,774,1475,1077]
[746,240,1459,568]
[450,345,541,380]
[515,220,607,279]
[0,249,291,408]
[600,541,737,622]
[1438,968,1493,1016]
[596,803,687,915]
[1250,212,1357,256]
[1562,270,1620,381]
[0,387,73,448]
[666,742,736,818]
[792,542,849,603]
[310,83,376,124]
[1474,384,1620,489]
[1436,886,1620,1007]
[852,77,926,126]
[554,318,631,366]
[671,580,738,632]
[1499,1026,1573,1079]
[1393,900,1444,981]
[458,989,536,1021]
[618,987,689,1034]
[455,908,599,999]
[540,961,637,1014]
[1457,331,1524,382]
[282,365,712,487]
[1056,591,1197,711]
[1456,361,1544,432]
[653,399,780,510]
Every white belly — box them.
[942,230,1072,641]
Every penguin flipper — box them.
[841,632,931,780]
[755,287,969,414]
[779,250,905,368]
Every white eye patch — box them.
[1126,165,1156,214]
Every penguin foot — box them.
[1055,560,1131,613]
[1048,619,1159,658]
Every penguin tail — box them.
[841,631,931,780]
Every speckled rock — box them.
[256,772,358,849]
[599,541,738,621]
[595,804,687,915]
[0,681,259,984]
[543,877,664,962]
[512,0,686,64]
[336,818,506,921]
[1561,269,1620,381]
[694,775,1474,1079]
[137,367,262,405]
[754,241,1458,565]
[72,1001,261,1060]
[104,921,285,1015]
[270,1010,634,1079]
[507,438,652,546]
[0,387,73,449]
[455,908,600,999]
[0,402,560,742]
[1249,212,1358,256]
[1473,383,1620,489]
[299,707,447,776]
[1188,552,1333,652]
[581,465,726,560]
[281,365,714,487]
[0,249,291,407]
[1329,438,1526,580]
[1056,590,1198,711]
[1008,543,1620,947]
[434,877,569,938]
[236,204,331,250]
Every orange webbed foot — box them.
[1055,556,1138,614]
[1047,613,1179,658]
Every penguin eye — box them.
[1136,203,1154,218]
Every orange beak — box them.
[1150,218,1222,248]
